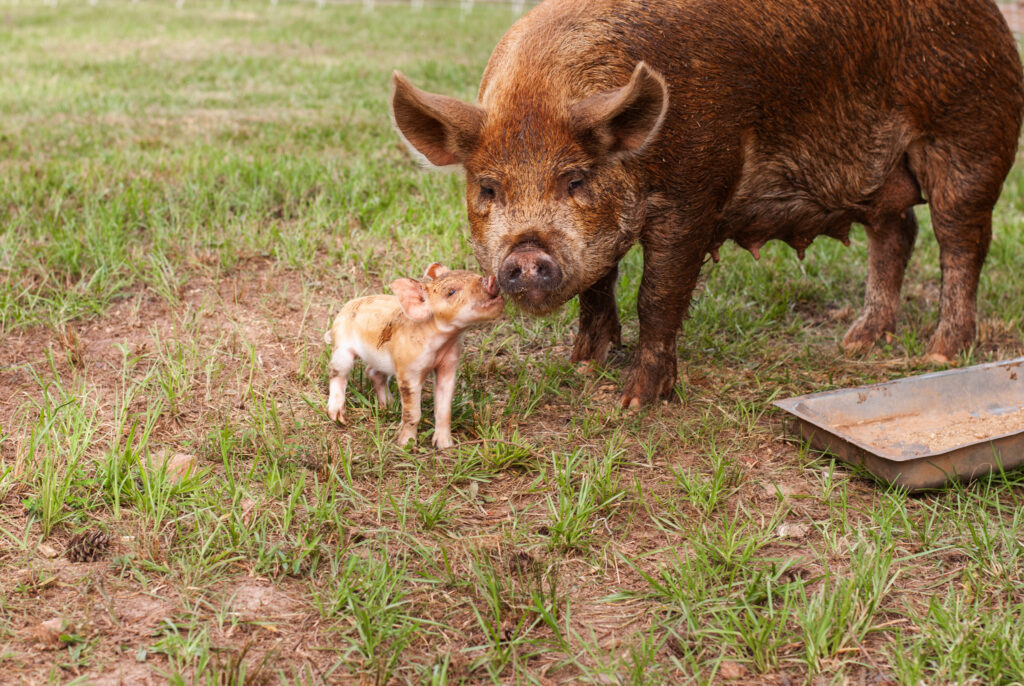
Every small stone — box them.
[776,522,810,539]
[37,543,59,559]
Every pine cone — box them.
[65,530,111,563]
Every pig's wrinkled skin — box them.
[390,0,1024,407]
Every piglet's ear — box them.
[424,263,451,280]
[390,278,432,322]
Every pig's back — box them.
[328,295,403,375]
[481,0,1022,145]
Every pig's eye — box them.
[446,288,457,298]
[479,184,496,202]
[567,176,586,195]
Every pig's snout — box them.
[497,248,563,296]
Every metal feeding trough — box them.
[773,357,1024,491]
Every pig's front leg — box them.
[571,265,621,367]
[396,374,423,446]
[622,236,704,407]
[431,350,458,450]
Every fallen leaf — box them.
[165,453,198,481]
[240,498,257,526]
[719,661,747,680]
[26,618,65,648]
[762,482,803,498]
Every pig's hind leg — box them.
[395,374,423,447]
[912,141,1013,362]
[842,210,918,353]
[367,368,393,407]
[327,348,355,423]
[571,266,622,369]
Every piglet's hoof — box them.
[397,426,417,447]
[327,407,346,424]
[432,433,454,450]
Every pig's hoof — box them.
[926,325,972,365]
[923,352,952,365]
[841,316,892,354]
[571,323,621,365]
[327,406,346,424]
[620,355,677,407]
[432,432,453,450]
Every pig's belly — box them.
[714,149,921,253]
[351,338,397,377]
[715,192,859,256]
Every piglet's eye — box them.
[479,185,496,201]
[446,288,457,297]
[568,178,585,192]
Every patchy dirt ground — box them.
[4,256,1021,683]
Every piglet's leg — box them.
[368,368,393,407]
[327,349,355,424]
[396,374,423,446]
[432,355,458,450]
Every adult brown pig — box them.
[390,0,1024,407]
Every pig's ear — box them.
[423,263,451,280]
[390,71,486,168]
[390,278,432,322]
[571,61,669,158]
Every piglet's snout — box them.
[497,249,563,294]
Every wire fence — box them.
[8,0,1024,33]
[13,0,539,8]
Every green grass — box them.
[1,1,1024,683]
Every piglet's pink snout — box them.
[484,275,499,297]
